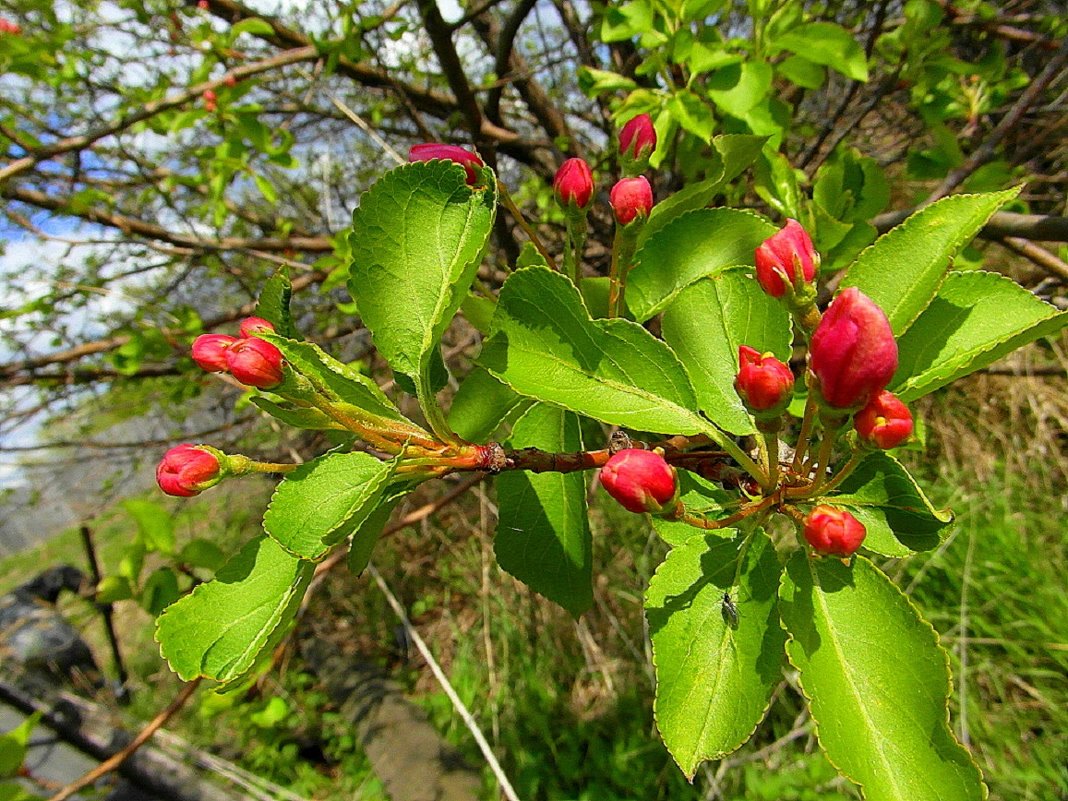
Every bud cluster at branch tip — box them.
[202,89,217,113]
[553,158,594,210]
[408,143,484,185]
[735,346,794,418]
[808,287,898,410]
[156,444,223,497]
[854,390,913,449]
[600,449,678,514]
[192,317,283,389]
[0,18,21,35]
[803,505,866,556]
[610,176,653,225]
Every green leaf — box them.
[141,567,180,616]
[628,208,776,322]
[714,134,768,184]
[449,366,525,442]
[250,396,344,430]
[347,160,497,395]
[156,535,313,688]
[893,271,1068,401]
[230,17,276,37]
[257,333,411,425]
[496,404,592,617]
[178,539,226,571]
[255,269,297,339]
[777,55,826,89]
[0,714,40,778]
[667,90,715,140]
[840,189,1020,336]
[263,451,397,561]
[252,172,278,204]
[348,494,403,576]
[460,292,497,334]
[480,266,708,435]
[661,268,792,435]
[772,22,869,82]
[577,67,638,96]
[706,61,773,117]
[96,575,134,603]
[646,530,785,778]
[824,452,953,556]
[651,471,731,546]
[779,554,986,801]
[123,499,175,555]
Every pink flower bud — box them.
[238,316,275,337]
[735,345,794,416]
[156,444,222,497]
[191,333,237,373]
[803,505,866,556]
[408,143,484,185]
[854,390,913,449]
[553,157,594,209]
[619,113,656,161]
[754,219,818,298]
[809,287,898,410]
[203,89,217,112]
[0,18,21,35]
[225,337,284,388]
[610,176,653,225]
[197,0,209,9]
[600,449,677,514]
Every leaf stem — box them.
[497,180,555,269]
[791,393,818,472]
[607,224,640,318]
[679,495,776,530]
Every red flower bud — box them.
[553,157,594,209]
[191,333,237,373]
[156,444,222,497]
[238,316,275,337]
[203,89,217,112]
[809,288,898,410]
[600,449,677,514]
[735,345,794,416]
[197,0,210,9]
[408,143,484,185]
[754,219,818,298]
[0,18,21,35]
[803,505,866,556]
[225,337,284,388]
[610,176,653,225]
[854,390,913,449]
[619,113,656,161]
[224,74,237,88]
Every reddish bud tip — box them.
[203,89,217,111]
[408,143,484,185]
[156,444,221,497]
[0,18,22,35]
[553,157,594,209]
[610,176,653,225]
[754,219,818,298]
[224,74,237,88]
[735,345,794,416]
[600,449,677,514]
[191,333,237,373]
[238,316,275,337]
[197,0,210,9]
[619,113,656,161]
[225,337,284,388]
[809,287,898,410]
[803,505,866,556]
[854,390,913,449]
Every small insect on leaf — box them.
[721,590,739,628]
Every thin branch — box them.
[998,236,1068,282]
[0,47,319,184]
[46,680,201,801]
[417,0,485,142]
[871,209,1068,242]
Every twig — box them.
[366,564,521,801]
[871,209,1068,242]
[45,679,201,801]
[80,525,129,694]
[998,236,1068,282]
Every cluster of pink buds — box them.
[408,143,484,185]
[0,18,21,34]
[191,316,283,389]
[202,89,217,113]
